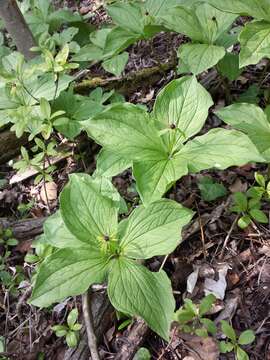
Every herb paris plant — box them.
[83,76,263,205]
[30,173,194,340]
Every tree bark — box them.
[0,128,28,164]
[0,0,36,59]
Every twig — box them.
[219,215,239,259]
[81,292,101,360]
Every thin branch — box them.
[81,292,101,360]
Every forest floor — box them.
[0,1,270,360]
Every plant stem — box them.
[82,291,101,360]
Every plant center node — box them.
[170,123,176,129]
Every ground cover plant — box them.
[0,0,269,359]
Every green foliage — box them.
[30,173,194,340]
[84,76,263,205]
[161,2,238,75]
[231,172,270,229]
[174,295,217,337]
[220,320,255,360]
[52,308,82,348]
[198,176,227,202]
[134,347,151,360]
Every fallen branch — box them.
[0,217,46,240]
[82,292,101,360]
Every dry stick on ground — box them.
[81,292,101,360]
[0,0,36,59]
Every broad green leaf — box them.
[216,103,270,161]
[217,53,242,81]
[72,44,103,62]
[67,309,78,328]
[199,294,216,315]
[239,21,270,67]
[237,85,260,104]
[219,341,234,353]
[221,320,237,342]
[60,174,118,245]
[90,28,112,49]
[134,347,151,360]
[200,318,217,335]
[238,330,255,345]
[43,211,84,248]
[178,44,225,75]
[249,209,268,223]
[198,176,227,202]
[238,215,251,229]
[234,192,248,212]
[161,3,236,44]
[153,76,213,145]
[206,0,270,20]
[133,154,188,205]
[144,0,190,16]
[95,149,131,178]
[107,3,144,34]
[66,331,78,348]
[108,258,175,340]
[30,248,109,307]
[104,27,139,57]
[179,128,264,172]
[102,52,129,76]
[119,199,194,259]
[83,103,165,161]
[236,346,249,360]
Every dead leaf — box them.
[178,332,219,360]
[40,181,57,203]
[204,264,230,300]
[229,178,247,193]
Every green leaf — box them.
[60,174,118,245]
[174,308,195,323]
[236,346,249,360]
[216,103,270,161]
[67,309,78,328]
[102,52,129,77]
[107,3,144,34]
[153,76,213,145]
[195,328,208,337]
[199,294,216,316]
[40,98,51,119]
[217,53,242,81]
[43,211,82,248]
[178,44,225,75]
[255,172,266,188]
[108,258,175,340]
[30,248,109,307]
[72,44,103,62]
[234,192,248,212]
[103,27,140,57]
[66,331,78,348]
[238,330,255,345]
[83,103,165,161]
[200,318,217,335]
[198,176,227,202]
[119,199,194,259]
[219,340,234,353]
[133,154,189,205]
[239,21,270,67]
[249,209,268,223]
[134,347,151,360]
[206,0,270,21]
[221,320,237,342]
[179,128,264,172]
[238,215,251,229]
[161,3,236,44]
[95,148,131,178]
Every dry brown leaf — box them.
[179,332,219,360]
[40,181,57,203]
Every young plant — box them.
[231,191,268,229]
[30,173,194,340]
[205,0,270,67]
[160,2,240,78]
[84,76,263,205]
[174,294,217,337]
[220,320,255,360]
[52,308,82,348]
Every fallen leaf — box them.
[40,181,57,203]
[178,332,219,360]
[204,264,230,300]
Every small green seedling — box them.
[174,294,217,337]
[220,320,255,360]
[231,172,270,229]
[52,308,82,348]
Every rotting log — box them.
[0,0,36,59]
[0,217,46,240]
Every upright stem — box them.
[0,0,36,59]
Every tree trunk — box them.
[0,0,36,59]
[0,128,27,164]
